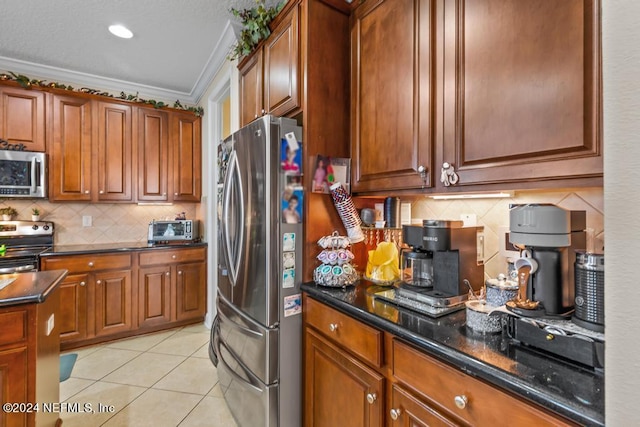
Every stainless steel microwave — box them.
[148,220,199,243]
[0,149,47,198]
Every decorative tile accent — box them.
[409,188,604,280]
[0,201,198,245]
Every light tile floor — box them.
[60,324,238,427]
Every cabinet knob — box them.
[166,272,170,276]
[261,109,265,115]
[172,255,177,259]
[440,162,460,186]
[96,280,102,285]
[162,192,167,196]
[88,261,94,267]
[454,394,468,409]
[84,190,90,194]
[254,114,258,119]
[178,271,182,275]
[80,281,86,287]
[99,190,104,194]
[174,193,178,196]
[329,323,338,332]
[389,408,402,421]
[418,165,428,188]
[366,393,377,404]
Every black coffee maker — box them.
[403,220,484,297]
[509,204,586,317]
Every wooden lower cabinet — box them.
[93,270,133,337]
[175,261,206,321]
[0,288,61,427]
[303,294,577,427]
[57,273,89,342]
[42,246,207,349]
[138,265,172,327]
[390,384,456,427]
[304,327,384,427]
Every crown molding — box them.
[192,20,239,104]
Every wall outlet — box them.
[82,215,92,227]
[46,314,55,336]
[460,213,477,227]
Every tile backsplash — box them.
[0,201,198,245]
[406,187,604,281]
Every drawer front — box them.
[0,309,28,347]
[304,296,383,367]
[42,253,131,272]
[392,340,574,426]
[139,247,206,266]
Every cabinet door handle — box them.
[178,271,182,275]
[329,323,338,332]
[174,193,178,196]
[454,394,468,409]
[440,162,459,186]
[418,165,428,188]
[390,408,401,421]
[166,272,170,276]
[99,190,104,194]
[80,281,86,287]
[172,255,177,259]
[366,393,377,404]
[88,261,94,267]
[96,280,102,285]
[84,190,90,194]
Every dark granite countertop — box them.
[302,280,604,426]
[40,241,207,256]
[0,269,68,307]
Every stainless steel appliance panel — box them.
[217,294,278,385]
[0,149,47,198]
[216,337,278,427]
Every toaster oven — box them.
[148,220,199,243]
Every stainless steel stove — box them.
[0,221,54,273]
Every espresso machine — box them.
[375,220,484,317]
[508,204,586,317]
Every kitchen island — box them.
[0,269,67,427]
[302,279,603,426]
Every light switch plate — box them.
[82,215,92,227]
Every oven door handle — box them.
[0,265,35,274]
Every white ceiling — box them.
[0,0,280,105]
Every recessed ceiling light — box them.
[108,24,133,39]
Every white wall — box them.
[603,1,640,425]
[198,59,240,328]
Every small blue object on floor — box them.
[60,353,78,382]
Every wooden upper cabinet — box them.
[240,52,264,127]
[170,112,202,202]
[50,94,93,201]
[264,4,300,117]
[137,107,169,201]
[438,0,602,188]
[239,0,301,127]
[351,0,434,192]
[96,101,133,201]
[0,86,46,151]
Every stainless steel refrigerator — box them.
[209,116,303,427]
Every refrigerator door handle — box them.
[222,150,244,286]
[218,298,264,339]
[216,338,263,393]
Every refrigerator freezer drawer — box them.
[217,295,278,385]
[217,339,278,427]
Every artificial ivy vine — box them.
[0,71,204,117]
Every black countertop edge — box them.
[0,269,68,307]
[40,241,208,256]
[302,282,603,427]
